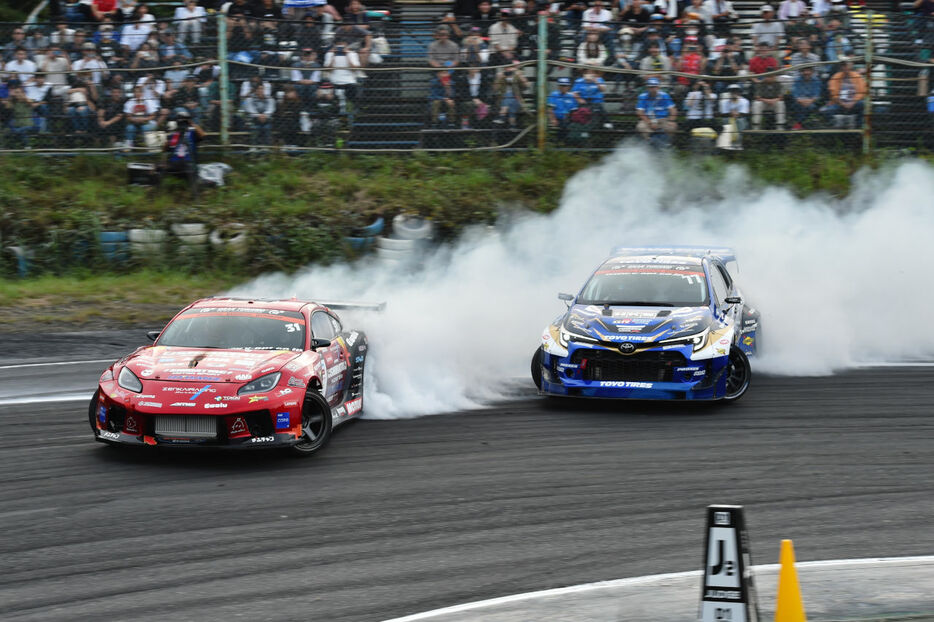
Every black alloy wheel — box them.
[291,390,333,456]
[531,348,543,390]
[88,390,100,432]
[723,346,751,401]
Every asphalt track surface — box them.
[1,333,933,621]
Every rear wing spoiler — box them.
[610,245,737,264]
[318,301,387,312]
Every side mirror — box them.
[724,296,742,306]
[146,330,160,342]
[558,293,574,301]
[310,338,332,351]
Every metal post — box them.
[863,9,873,156]
[537,13,547,151]
[217,12,230,148]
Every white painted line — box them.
[851,362,934,368]
[0,358,114,370]
[383,555,934,622]
[0,393,94,406]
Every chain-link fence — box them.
[1,5,932,154]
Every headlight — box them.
[660,327,710,352]
[237,372,281,396]
[117,366,143,393]
[559,325,598,348]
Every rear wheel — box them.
[723,346,751,401]
[291,390,333,456]
[531,348,543,390]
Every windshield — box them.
[577,265,709,307]
[158,308,306,350]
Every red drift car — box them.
[88,297,373,456]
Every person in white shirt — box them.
[582,0,613,33]
[324,40,361,111]
[72,43,109,84]
[25,73,51,132]
[487,12,521,56]
[242,84,276,145]
[38,46,72,97]
[50,21,76,46]
[174,0,207,45]
[778,0,807,20]
[4,48,37,85]
[136,73,166,105]
[123,85,159,147]
[720,82,749,129]
[120,19,153,52]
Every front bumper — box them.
[539,343,730,400]
[94,428,300,449]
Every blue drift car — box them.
[531,247,760,401]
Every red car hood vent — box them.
[125,347,299,383]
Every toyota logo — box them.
[619,342,636,354]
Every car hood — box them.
[564,304,713,343]
[123,346,301,383]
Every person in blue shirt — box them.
[635,76,677,139]
[162,110,205,197]
[572,69,612,128]
[790,66,822,129]
[547,77,585,129]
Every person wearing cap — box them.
[636,76,677,140]
[460,27,489,67]
[162,108,205,194]
[547,76,585,134]
[428,68,457,127]
[639,42,672,88]
[751,4,784,56]
[72,42,109,85]
[719,83,749,129]
[428,26,461,68]
[821,55,865,126]
[159,31,192,63]
[293,48,323,108]
[789,64,822,128]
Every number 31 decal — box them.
[285,323,302,332]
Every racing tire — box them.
[531,348,543,390]
[291,390,333,457]
[723,346,751,401]
[87,390,100,432]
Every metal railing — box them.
[1,10,932,154]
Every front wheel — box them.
[723,346,751,401]
[88,390,100,432]
[291,390,333,456]
[531,348,543,390]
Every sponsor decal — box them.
[139,369,153,377]
[162,386,217,394]
[662,344,684,350]
[157,357,176,363]
[354,355,364,363]
[189,385,213,401]
[125,415,139,433]
[598,381,652,388]
[619,343,637,354]
[330,361,348,375]
[170,402,197,408]
[205,403,228,409]
[716,348,727,355]
[259,366,276,374]
[742,336,754,346]
[167,375,223,381]
[100,430,120,440]
[675,366,703,372]
[334,406,347,418]
[603,335,649,342]
[346,397,363,415]
[357,344,367,352]
[347,331,359,347]
[251,436,275,443]
[277,388,292,396]
[138,401,162,408]
[287,376,304,387]
[284,361,302,372]
[248,395,269,403]
[694,370,706,377]
[98,404,107,423]
[718,338,729,345]
[213,395,240,402]
[166,368,228,375]
[275,412,291,430]
[136,394,156,399]
[230,417,247,434]
[235,374,252,381]
[283,401,298,407]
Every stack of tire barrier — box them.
[171,223,209,254]
[128,228,167,257]
[99,231,130,263]
[375,215,434,267]
[209,223,249,256]
[345,217,385,251]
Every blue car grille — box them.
[570,349,687,382]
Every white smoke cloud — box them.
[229,146,934,418]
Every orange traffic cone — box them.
[775,539,807,622]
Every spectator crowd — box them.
[0,0,922,148]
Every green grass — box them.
[0,148,924,329]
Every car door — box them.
[310,311,348,405]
